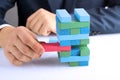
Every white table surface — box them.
[0,34,120,80]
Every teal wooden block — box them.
[70,40,80,45]
[59,40,71,46]
[74,8,90,22]
[79,61,89,66]
[58,34,89,41]
[59,56,89,62]
[71,46,80,56]
[80,27,90,34]
[56,9,72,22]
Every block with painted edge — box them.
[70,39,89,45]
[57,27,70,35]
[70,40,80,45]
[70,28,80,34]
[59,40,71,46]
[58,21,90,29]
[37,35,58,43]
[80,39,89,45]
[79,61,89,66]
[58,34,89,41]
[68,62,79,66]
[58,51,71,57]
[59,56,89,62]
[56,17,70,35]
[59,39,87,46]
[80,27,90,34]
[41,42,71,52]
[74,8,90,22]
[79,46,90,56]
[56,9,72,22]
[68,61,89,66]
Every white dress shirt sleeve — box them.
[0,24,12,30]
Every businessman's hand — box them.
[0,26,44,66]
[26,8,56,36]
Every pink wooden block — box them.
[41,42,71,52]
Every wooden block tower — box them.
[56,8,90,66]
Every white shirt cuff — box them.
[0,24,12,29]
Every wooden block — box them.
[56,9,72,22]
[59,56,89,62]
[58,51,71,57]
[60,40,71,46]
[58,34,89,41]
[79,61,89,66]
[80,39,89,45]
[70,28,80,34]
[58,21,90,29]
[41,43,71,52]
[70,40,80,45]
[80,46,90,56]
[68,62,79,66]
[80,27,90,34]
[68,61,89,66]
[71,46,80,56]
[74,8,90,22]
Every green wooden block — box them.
[80,39,89,45]
[58,21,90,29]
[59,51,71,57]
[68,62,79,66]
[80,46,90,56]
[70,28,80,34]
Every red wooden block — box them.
[41,42,71,52]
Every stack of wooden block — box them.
[56,8,90,66]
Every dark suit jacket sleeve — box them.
[0,0,15,25]
[87,5,120,35]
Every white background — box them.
[0,34,120,80]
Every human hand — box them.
[26,8,56,36]
[0,26,44,66]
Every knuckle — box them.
[17,54,23,60]
[21,47,33,57]
[23,37,29,44]
[22,47,28,54]
[16,27,24,33]
[38,8,44,13]
[32,43,38,50]
[27,17,32,23]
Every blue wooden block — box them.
[56,16,70,35]
[70,40,80,45]
[56,9,72,22]
[57,26,70,35]
[59,56,89,62]
[71,46,80,56]
[49,37,58,43]
[58,34,89,41]
[59,40,71,46]
[37,35,58,43]
[59,29,70,35]
[79,61,88,66]
[74,8,90,22]
[80,27,90,34]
